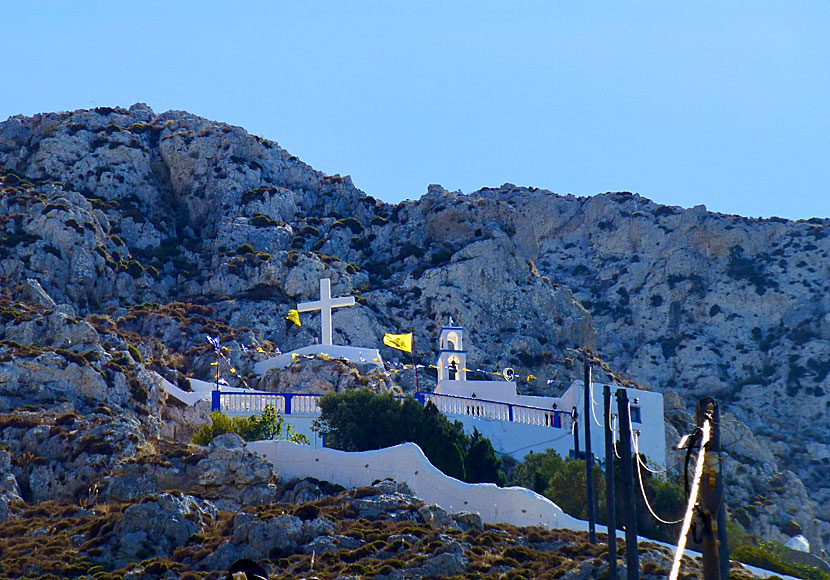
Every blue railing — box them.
[212,390,569,429]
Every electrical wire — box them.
[611,415,621,459]
[589,383,603,428]
[668,418,711,580]
[499,430,573,457]
[683,429,702,497]
[634,433,683,525]
[633,431,671,475]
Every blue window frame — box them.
[630,406,642,423]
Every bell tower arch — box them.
[436,316,467,382]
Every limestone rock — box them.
[417,503,454,529]
[109,492,216,566]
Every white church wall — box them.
[249,440,586,531]
[435,379,518,402]
[448,415,577,461]
[558,381,666,468]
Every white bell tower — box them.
[436,316,467,382]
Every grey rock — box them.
[304,534,365,555]
[452,511,484,531]
[420,540,468,577]
[22,278,56,307]
[111,493,216,565]
[232,513,335,558]
[209,432,245,449]
[281,479,323,504]
[417,503,454,529]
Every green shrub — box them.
[250,214,278,227]
[236,243,254,255]
[315,390,503,484]
[733,541,830,580]
[126,260,144,278]
[192,405,308,445]
[511,449,685,544]
[332,217,364,234]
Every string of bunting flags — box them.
[206,335,550,387]
[208,301,567,387]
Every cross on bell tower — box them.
[296,278,355,346]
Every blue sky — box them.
[3,1,828,219]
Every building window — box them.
[630,406,642,423]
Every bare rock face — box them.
[1,105,828,552]
[100,434,279,511]
[259,356,395,395]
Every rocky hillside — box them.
[0,439,764,580]
[0,104,827,556]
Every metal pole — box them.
[697,398,725,580]
[616,389,639,580]
[584,360,596,544]
[604,385,617,580]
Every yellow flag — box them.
[383,332,413,353]
[527,374,538,381]
[286,309,301,326]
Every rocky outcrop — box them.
[1,104,828,552]
[99,433,279,511]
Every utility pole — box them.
[584,359,596,544]
[616,388,639,580]
[572,407,580,459]
[604,384,617,580]
[696,398,727,580]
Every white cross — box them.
[297,278,355,346]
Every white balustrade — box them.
[218,391,564,429]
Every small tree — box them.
[465,429,505,485]
[192,405,308,445]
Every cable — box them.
[668,418,711,580]
[683,429,701,497]
[633,431,671,475]
[611,415,621,459]
[634,433,683,525]
[589,383,603,428]
[499,430,573,456]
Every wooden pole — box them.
[604,384,618,580]
[572,408,580,459]
[616,388,639,580]
[584,359,596,544]
[697,398,726,580]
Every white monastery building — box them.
[161,279,666,469]
[426,317,665,466]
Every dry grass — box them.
[0,481,728,579]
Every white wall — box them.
[249,440,586,531]
[450,415,577,461]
